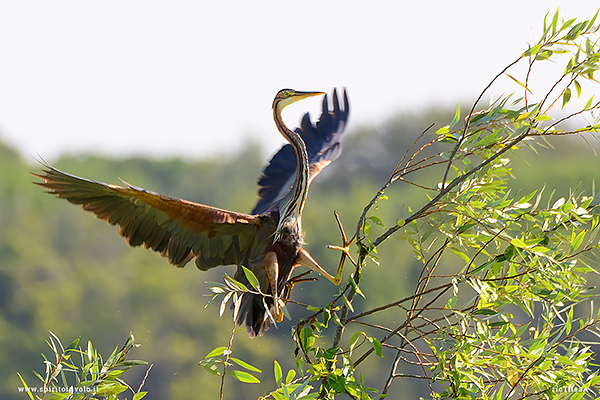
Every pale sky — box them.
[0,1,598,160]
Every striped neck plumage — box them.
[272,101,309,240]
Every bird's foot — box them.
[326,211,357,278]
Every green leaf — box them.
[367,336,384,359]
[16,372,35,400]
[341,294,354,312]
[87,340,95,363]
[286,369,296,384]
[363,220,371,235]
[279,301,291,321]
[204,346,228,358]
[199,357,222,375]
[473,308,498,316]
[227,370,260,384]
[48,330,65,353]
[450,246,471,264]
[349,332,363,353]
[457,222,476,235]
[224,274,249,292]
[585,96,595,110]
[523,44,541,57]
[96,382,128,396]
[230,357,262,373]
[506,73,533,94]
[510,237,527,248]
[565,21,585,40]
[436,125,450,135]
[571,230,586,251]
[348,275,365,299]
[274,360,283,385]
[241,266,261,292]
[120,360,148,366]
[535,50,553,60]
[368,215,384,227]
[133,392,148,400]
[551,9,559,33]
[66,338,80,351]
[322,347,339,362]
[562,88,572,108]
[574,80,582,97]
[299,328,315,351]
[450,103,461,129]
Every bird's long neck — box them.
[273,103,309,238]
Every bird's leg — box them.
[296,248,344,285]
[264,251,283,322]
[326,211,357,277]
[282,271,317,300]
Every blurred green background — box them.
[2,107,599,399]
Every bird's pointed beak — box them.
[273,89,326,110]
[293,91,325,100]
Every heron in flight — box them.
[35,88,349,337]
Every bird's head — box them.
[272,89,325,110]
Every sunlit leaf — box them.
[219,291,232,317]
[450,103,461,129]
[368,216,384,227]
[341,294,354,312]
[363,220,370,235]
[224,274,249,292]
[286,369,296,384]
[241,266,261,292]
[230,357,262,373]
[367,336,384,359]
[574,80,582,97]
[204,346,228,358]
[571,230,586,252]
[227,370,260,384]
[349,332,363,353]
[562,88,572,108]
[299,328,315,351]
[473,308,498,316]
[274,360,283,386]
[523,44,541,57]
[16,372,35,400]
[506,73,533,94]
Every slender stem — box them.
[441,56,522,188]
[219,321,237,400]
[372,126,532,249]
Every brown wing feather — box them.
[33,163,264,270]
[307,159,332,186]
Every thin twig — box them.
[219,320,237,400]
[137,363,153,395]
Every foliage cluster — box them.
[17,333,148,400]
[200,10,600,400]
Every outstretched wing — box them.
[252,87,350,215]
[34,163,268,270]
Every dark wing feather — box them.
[34,163,265,270]
[252,87,349,215]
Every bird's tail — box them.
[234,269,276,338]
[236,292,275,338]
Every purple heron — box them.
[35,88,349,337]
